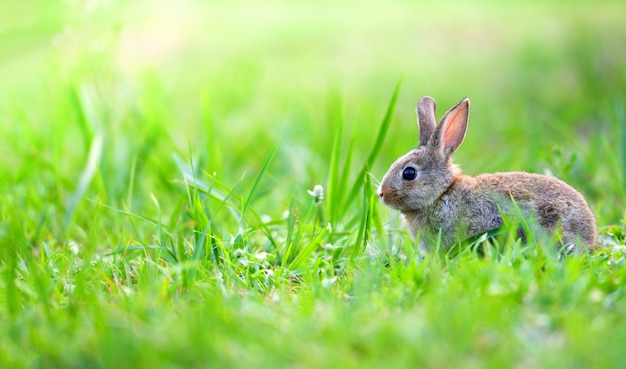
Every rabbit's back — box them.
[476,172,597,247]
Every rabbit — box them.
[377,96,598,253]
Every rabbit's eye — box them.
[402,167,417,180]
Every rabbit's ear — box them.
[430,98,469,157]
[417,96,437,145]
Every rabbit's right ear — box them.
[429,98,470,157]
[417,96,437,146]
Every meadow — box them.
[1,0,626,368]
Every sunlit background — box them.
[1,0,625,221]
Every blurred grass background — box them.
[1,0,626,368]
[2,0,624,223]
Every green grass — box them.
[1,0,626,368]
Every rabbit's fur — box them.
[378,96,597,252]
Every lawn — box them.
[1,0,626,368]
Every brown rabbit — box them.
[377,96,598,252]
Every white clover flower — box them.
[270,290,280,302]
[307,185,324,205]
[68,241,80,255]
[321,276,337,288]
[64,283,76,294]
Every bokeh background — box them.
[1,0,625,231]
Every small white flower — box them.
[255,252,268,260]
[270,290,280,302]
[321,277,337,288]
[68,241,80,255]
[307,185,324,205]
[261,214,272,223]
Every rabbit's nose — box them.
[377,184,385,199]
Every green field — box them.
[1,0,626,368]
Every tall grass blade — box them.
[150,193,178,263]
[65,132,104,223]
[327,101,344,227]
[353,171,372,259]
[282,202,297,267]
[69,84,98,153]
[65,84,104,223]
[242,141,279,219]
[334,137,355,225]
[345,79,401,211]
[369,186,387,251]
[364,79,402,171]
[192,214,210,263]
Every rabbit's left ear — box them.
[430,98,469,157]
[417,96,437,146]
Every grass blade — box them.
[345,79,401,211]
[353,170,372,259]
[327,100,345,226]
[65,132,104,223]
[242,141,279,219]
